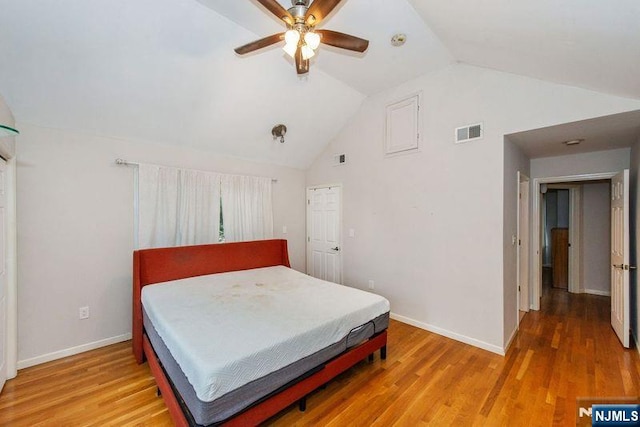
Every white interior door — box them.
[307,186,341,283]
[518,177,530,313]
[0,159,7,391]
[611,169,630,348]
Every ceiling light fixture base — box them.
[563,138,584,146]
[272,124,287,143]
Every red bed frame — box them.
[133,239,387,426]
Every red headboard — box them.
[132,239,290,363]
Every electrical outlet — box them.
[368,280,374,290]
[79,306,90,320]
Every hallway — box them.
[505,287,639,424]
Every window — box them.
[137,164,273,248]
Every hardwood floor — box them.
[1,289,638,426]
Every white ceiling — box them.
[409,0,640,100]
[0,0,639,168]
[507,110,640,159]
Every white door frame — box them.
[516,171,530,324]
[531,172,617,310]
[5,158,16,380]
[306,184,343,282]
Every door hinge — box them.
[307,237,310,242]
[518,286,521,291]
[518,239,521,246]
[307,199,310,205]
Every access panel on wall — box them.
[385,92,422,156]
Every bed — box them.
[133,239,389,426]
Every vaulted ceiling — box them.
[0,0,638,168]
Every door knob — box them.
[331,246,340,251]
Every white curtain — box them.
[220,174,273,242]
[138,164,221,248]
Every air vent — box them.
[333,153,347,166]
[455,123,483,144]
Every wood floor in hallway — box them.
[0,288,638,426]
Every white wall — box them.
[503,139,529,348]
[306,63,640,353]
[531,148,631,179]
[16,123,306,366]
[581,182,611,295]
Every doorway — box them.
[541,187,571,291]
[532,172,617,310]
[534,171,631,348]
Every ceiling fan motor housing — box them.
[289,6,308,23]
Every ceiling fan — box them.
[234,0,369,75]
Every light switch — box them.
[282,226,287,234]
[348,228,355,237]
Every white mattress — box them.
[141,265,390,403]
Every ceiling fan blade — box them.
[317,30,369,52]
[256,0,294,25]
[234,33,284,55]
[295,46,309,75]
[305,0,344,26]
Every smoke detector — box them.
[391,33,406,47]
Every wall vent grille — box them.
[455,123,483,144]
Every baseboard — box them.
[390,312,505,356]
[583,289,611,297]
[17,333,132,370]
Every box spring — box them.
[143,309,389,425]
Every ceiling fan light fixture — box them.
[235,0,370,75]
[283,42,298,58]
[301,44,315,60]
[284,29,300,45]
[304,31,321,50]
